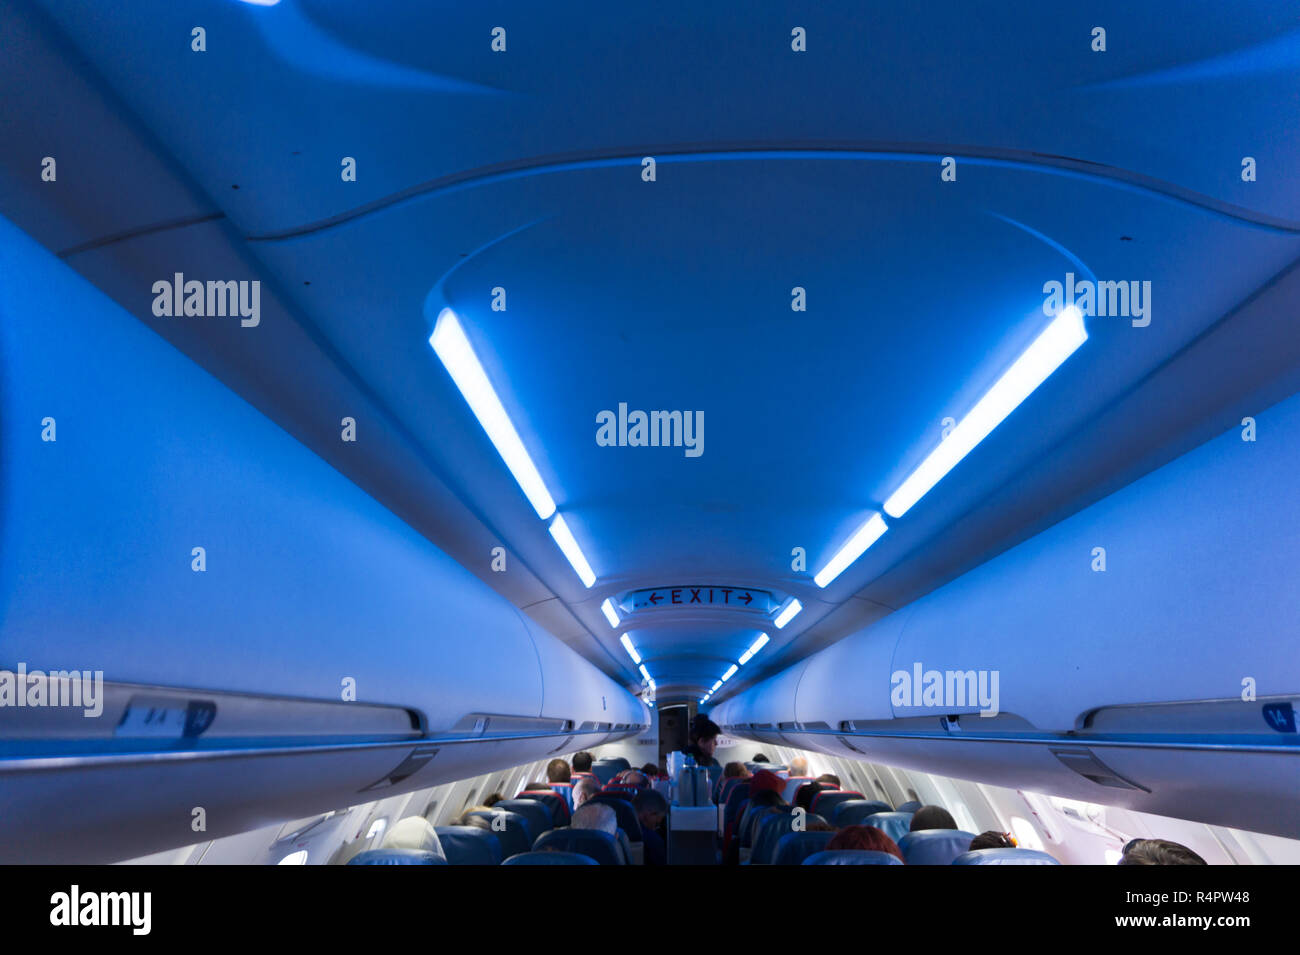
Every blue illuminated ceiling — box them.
[3,0,1300,699]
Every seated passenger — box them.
[451,805,495,828]
[520,781,553,794]
[1118,839,1207,865]
[723,761,751,779]
[749,769,785,798]
[634,789,669,866]
[816,773,841,787]
[969,831,1016,851]
[825,825,903,861]
[640,762,661,778]
[571,801,619,838]
[573,774,603,810]
[752,752,770,763]
[381,816,444,856]
[794,782,822,813]
[547,758,572,783]
[909,805,958,831]
[572,751,594,774]
[616,769,650,790]
[788,755,808,777]
[482,792,504,807]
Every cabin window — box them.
[277,850,308,865]
[1010,816,1043,851]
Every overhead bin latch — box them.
[1050,746,1150,792]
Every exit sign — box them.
[620,586,776,615]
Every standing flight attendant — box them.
[684,715,723,787]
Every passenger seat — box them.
[502,851,599,865]
[952,848,1061,865]
[862,811,914,844]
[801,850,901,865]
[435,826,504,865]
[532,827,625,865]
[897,829,977,866]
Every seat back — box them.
[465,810,531,858]
[588,793,643,843]
[502,851,598,866]
[591,758,628,784]
[722,782,752,837]
[716,775,745,804]
[549,782,575,812]
[781,776,814,803]
[435,826,504,865]
[810,790,863,819]
[533,827,625,865]
[831,799,893,827]
[802,850,902,866]
[896,800,923,813]
[771,830,836,866]
[515,790,570,827]
[495,799,552,837]
[952,848,1061,866]
[898,829,978,866]
[863,812,914,844]
[347,848,445,865]
[750,809,800,865]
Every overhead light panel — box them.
[814,512,889,588]
[884,305,1087,519]
[738,632,769,665]
[638,664,652,683]
[711,680,723,692]
[548,514,596,588]
[429,308,557,520]
[774,598,802,630]
[619,633,642,665]
[600,598,620,628]
[721,664,738,683]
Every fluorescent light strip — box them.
[711,680,723,692]
[548,514,596,588]
[738,632,769,665]
[619,633,642,665]
[774,598,802,630]
[813,512,889,588]
[429,308,557,520]
[884,305,1088,519]
[638,664,651,682]
[600,598,620,628]
[721,664,738,682]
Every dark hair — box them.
[826,825,904,861]
[816,774,840,787]
[521,781,552,793]
[640,763,660,777]
[970,831,1015,851]
[750,788,786,809]
[572,751,594,772]
[690,714,721,742]
[794,782,823,813]
[752,753,769,763]
[909,806,958,832]
[1118,839,1207,866]
[482,792,504,807]
[723,761,749,778]
[546,758,572,782]
[634,789,669,817]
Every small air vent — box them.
[1050,746,1150,792]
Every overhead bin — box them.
[714,388,1300,838]
[0,216,647,862]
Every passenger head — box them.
[752,753,769,763]
[482,792,504,807]
[751,788,785,809]
[690,715,721,758]
[634,789,669,829]
[546,758,572,783]
[788,756,808,777]
[826,825,903,861]
[750,770,785,798]
[381,816,444,857]
[573,775,602,809]
[571,801,618,837]
[520,781,552,794]
[816,773,840,787]
[795,782,823,813]
[452,805,495,829]
[805,816,834,832]
[1118,839,1207,866]
[640,763,660,778]
[572,751,594,773]
[723,761,750,779]
[909,806,958,832]
[970,831,1016,851]
[619,769,650,790]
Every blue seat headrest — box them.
[771,830,836,866]
[863,812,914,843]
[465,810,532,859]
[898,829,977,866]
[347,848,446,865]
[533,827,625,865]
[831,800,894,827]
[495,799,553,837]
[435,826,504,865]
[502,851,599,865]
[802,850,902,865]
[588,793,643,842]
[953,848,1062,865]
[896,801,923,813]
